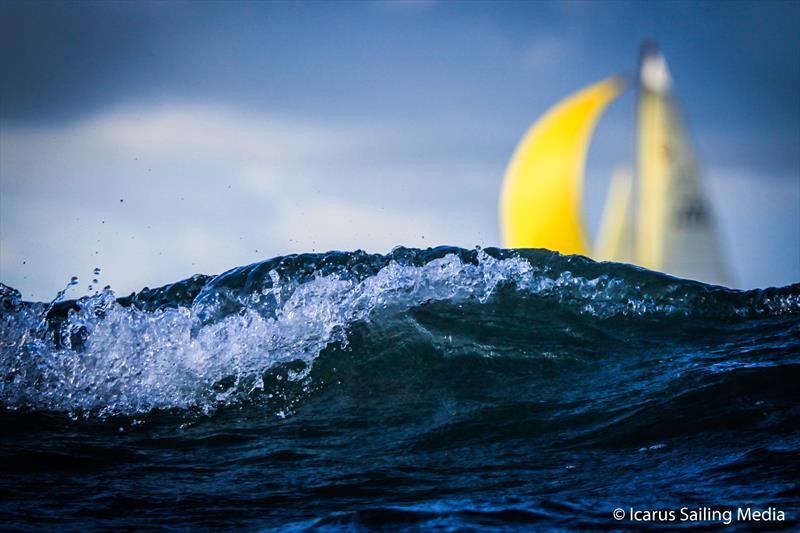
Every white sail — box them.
[595,166,635,264]
[636,46,730,285]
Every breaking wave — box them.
[2,247,797,417]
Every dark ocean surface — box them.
[1,247,798,531]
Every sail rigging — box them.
[500,44,731,285]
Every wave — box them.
[1,247,798,417]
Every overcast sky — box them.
[1,0,798,300]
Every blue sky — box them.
[1,0,798,299]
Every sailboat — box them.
[499,44,730,286]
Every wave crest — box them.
[1,247,798,416]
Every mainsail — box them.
[636,46,730,285]
[499,44,730,286]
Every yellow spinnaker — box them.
[500,76,626,254]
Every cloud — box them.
[1,101,796,300]
[0,103,497,300]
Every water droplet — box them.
[88,285,94,291]
[93,267,102,276]
[119,199,124,203]
[69,276,79,286]
[92,279,99,285]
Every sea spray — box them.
[2,247,798,417]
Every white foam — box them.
[0,252,532,416]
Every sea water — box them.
[1,247,798,530]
